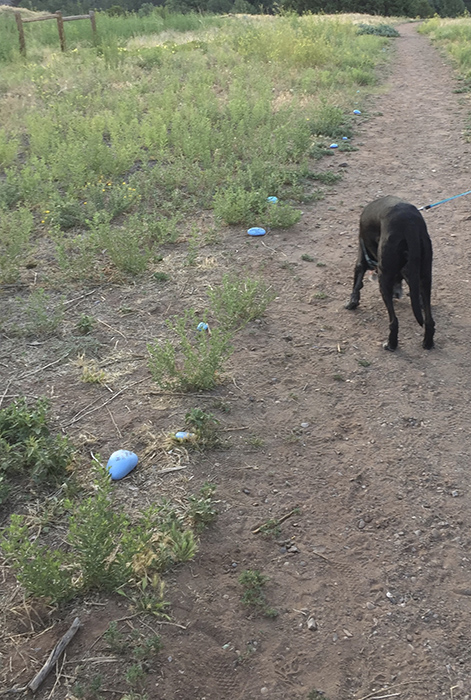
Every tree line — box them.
[14,0,471,25]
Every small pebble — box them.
[358,519,366,529]
[301,422,310,428]
[261,688,269,696]
[307,617,317,630]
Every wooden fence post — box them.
[14,12,26,56]
[89,10,97,40]
[55,11,66,52]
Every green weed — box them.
[76,314,95,335]
[208,274,276,330]
[238,569,278,618]
[308,690,329,700]
[0,208,33,283]
[258,518,281,539]
[186,482,217,533]
[104,621,128,655]
[72,674,104,700]
[185,408,221,449]
[308,103,349,139]
[247,435,265,448]
[23,289,64,337]
[0,397,74,500]
[213,186,267,226]
[265,201,302,229]
[125,663,146,690]
[147,309,233,391]
[0,465,217,603]
[153,272,170,282]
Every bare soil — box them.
[2,22,471,700]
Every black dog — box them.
[346,195,435,351]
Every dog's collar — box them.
[361,239,378,271]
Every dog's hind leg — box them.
[379,273,399,351]
[346,248,369,310]
[420,272,435,350]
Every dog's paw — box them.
[345,300,359,310]
[383,342,397,351]
[422,340,434,350]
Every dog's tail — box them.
[407,240,424,327]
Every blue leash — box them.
[418,188,471,211]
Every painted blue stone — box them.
[353,109,361,115]
[267,196,278,203]
[330,143,338,149]
[175,431,195,441]
[107,449,138,481]
[247,227,266,237]
[197,322,209,331]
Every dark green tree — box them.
[440,0,466,15]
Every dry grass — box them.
[0,5,50,18]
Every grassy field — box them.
[0,1,398,618]
[419,15,471,84]
[0,10,395,285]
[419,15,471,140]
[0,10,401,692]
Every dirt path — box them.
[157,23,471,700]
[3,22,471,700]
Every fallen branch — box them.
[312,550,333,562]
[97,318,126,338]
[0,379,12,410]
[154,465,189,475]
[18,352,71,380]
[0,687,28,696]
[252,507,300,534]
[61,377,147,428]
[28,617,81,693]
[63,288,99,308]
[356,681,423,700]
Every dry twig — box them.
[252,507,299,534]
[28,617,81,693]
